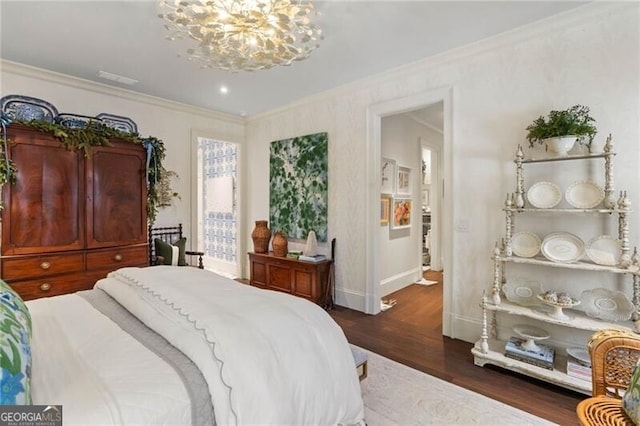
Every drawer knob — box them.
[40,283,51,291]
[40,261,51,270]
[114,253,123,262]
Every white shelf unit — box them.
[473,137,640,394]
[472,339,592,395]
[486,299,633,333]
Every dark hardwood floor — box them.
[328,270,583,425]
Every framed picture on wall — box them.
[391,197,412,230]
[396,166,412,195]
[381,157,396,194]
[380,195,391,225]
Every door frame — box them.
[190,129,243,278]
[365,87,454,336]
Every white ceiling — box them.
[0,1,587,117]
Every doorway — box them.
[365,87,453,337]
[191,135,242,278]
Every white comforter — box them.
[96,266,365,425]
[28,293,192,425]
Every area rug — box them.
[358,347,553,425]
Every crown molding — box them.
[248,2,635,122]
[0,60,245,125]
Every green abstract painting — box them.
[269,132,328,242]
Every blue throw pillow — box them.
[0,279,32,405]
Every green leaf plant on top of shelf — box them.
[525,105,597,155]
[0,113,177,224]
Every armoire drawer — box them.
[86,245,148,271]
[10,273,94,301]
[1,252,85,281]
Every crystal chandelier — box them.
[158,0,323,72]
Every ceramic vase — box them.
[251,220,271,253]
[272,231,288,257]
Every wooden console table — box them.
[248,252,332,307]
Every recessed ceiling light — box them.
[96,70,138,86]
[220,86,229,94]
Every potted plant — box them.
[525,105,597,155]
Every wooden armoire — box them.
[1,124,149,300]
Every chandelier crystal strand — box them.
[158,0,322,72]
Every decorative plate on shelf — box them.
[565,180,605,209]
[526,181,562,209]
[96,113,138,134]
[579,288,634,322]
[586,235,621,266]
[511,231,541,258]
[541,232,585,263]
[502,277,543,307]
[566,347,591,367]
[0,94,58,123]
[55,113,103,129]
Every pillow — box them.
[0,279,32,405]
[623,358,640,423]
[154,237,187,266]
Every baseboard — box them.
[334,287,366,312]
[380,267,422,297]
[450,314,482,343]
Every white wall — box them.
[245,3,640,344]
[0,61,246,254]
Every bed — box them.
[3,266,365,425]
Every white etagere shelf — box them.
[473,135,640,395]
[521,151,612,164]
[471,339,592,395]
[504,207,622,214]
[486,299,633,333]
[495,254,640,275]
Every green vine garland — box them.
[0,119,174,224]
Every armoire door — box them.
[86,140,147,248]
[1,127,84,255]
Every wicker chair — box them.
[576,329,640,425]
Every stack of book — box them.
[566,352,592,382]
[286,250,302,259]
[504,337,555,370]
[298,254,327,263]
